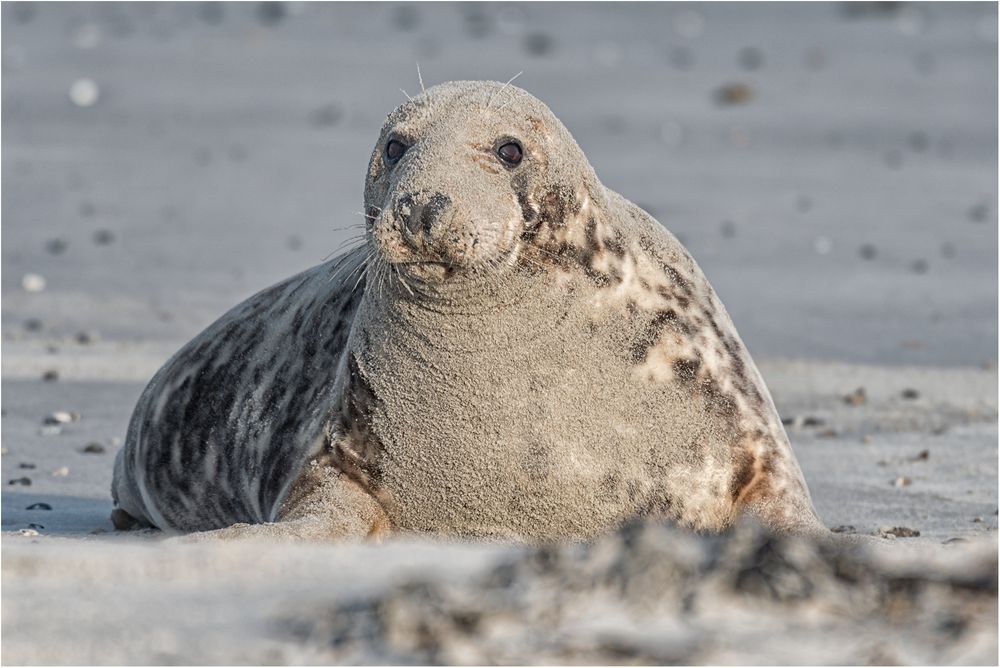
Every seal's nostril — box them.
[396,192,452,237]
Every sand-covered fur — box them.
[113,80,826,540]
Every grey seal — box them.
[112,80,828,541]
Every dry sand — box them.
[2,2,997,665]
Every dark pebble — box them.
[42,369,59,382]
[45,239,69,255]
[93,229,116,245]
[830,525,856,534]
[82,442,106,454]
[524,32,554,57]
[859,244,878,260]
[942,537,968,544]
[879,526,920,538]
[738,46,764,71]
[19,462,36,469]
[309,104,343,128]
[720,220,737,238]
[75,330,97,344]
[391,4,419,31]
[967,202,989,223]
[901,388,920,400]
[257,1,285,25]
[802,416,825,427]
[12,2,36,23]
[24,318,43,332]
[8,477,32,486]
[27,523,44,530]
[26,503,52,511]
[714,83,753,106]
[909,449,930,461]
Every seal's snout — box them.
[394,191,453,239]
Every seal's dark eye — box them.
[386,140,408,162]
[497,141,523,166]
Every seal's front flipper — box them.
[167,465,391,543]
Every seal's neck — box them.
[352,266,570,354]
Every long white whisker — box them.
[488,70,523,109]
[400,88,413,102]
[416,63,425,93]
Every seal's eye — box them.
[497,141,523,166]
[386,139,408,163]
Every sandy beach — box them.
[2,2,997,664]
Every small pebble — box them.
[75,330,97,345]
[967,202,989,223]
[901,388,920,400]
[972,517,984,523]
[843,387,867,406]
[18,529,39,537]
[38,425,62,437]
[42,369,59,382]
[27,523,44,530]
[8,477,32,486]
[44,411,76,425]
[892,476,912,488]
[45,238,69,255]
[24,318,43,332]
[22,273,46,293]
[878,526,920,538]
[309,104,343,128]
[93,229,116,245]
[19,462,36,470]
[68,78,100,107]
[714,83,752,106]
[909,449,930,461]
[859,244,878,261]
[524,32,554,57]
[830,525,857,534]
[802,416,824,428]
[26,503,52,510]
[390,4,419,31]
[82,442,106,454]
[257,1,286,25]
[52,467,70,477]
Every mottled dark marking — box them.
[672,357,701,383]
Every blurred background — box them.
[3,1,997,366]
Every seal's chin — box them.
[393,259,452,283]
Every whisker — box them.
[400,88,413,102]
[417,63,425,93]
[487,70,523,110]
